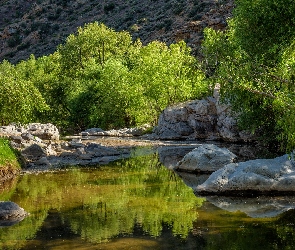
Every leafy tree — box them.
[0,59,48,125]
[202,0,295,152]
[57,22,133,76]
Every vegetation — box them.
[1,0,295,152]
[202,0,295,152]
[0,22,208,132]
[0,138,21,179]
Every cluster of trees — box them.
[1,0,295,151]
[202,0,295,152]
[0,22,207,132]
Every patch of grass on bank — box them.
[0,138,21,170]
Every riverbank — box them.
[0,138,21,182]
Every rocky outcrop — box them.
[0,123,59,141]
[0,201,29,226]
[153,93,255,142]
[22,139,131,170]
[195,154,295,195]
[175,144,237,173]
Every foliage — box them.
[0,59,48,125]
[202,0,295,152]
[0,22,208,131]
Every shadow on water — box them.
[0,143,294,249]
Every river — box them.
[0,145,294,249]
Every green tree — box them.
[0,60,48,125]
[202,0,295,152]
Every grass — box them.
[0,138,21,169]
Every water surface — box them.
[1,148,295,249]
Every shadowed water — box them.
[0,146,294,249]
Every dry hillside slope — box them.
[0,0,234,64]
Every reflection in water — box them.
[203,196,295,218]
[0,147,294,249]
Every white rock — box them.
[195,154,295,193]
[175,144,237,172]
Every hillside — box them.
[0,0,234,64]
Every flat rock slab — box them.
[195,154,295,194]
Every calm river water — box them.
[1,146,295,249]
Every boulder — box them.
[195,154,295,194]
[158,146,199,169]
[0,201,28,226]
[154,94,256,142]
[22,144,47,161]
[26,123,59,140]
[175,144,237,172]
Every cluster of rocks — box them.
[0,123,135,170]
[80,124,152,137]
[0,123,59,142]
[153,92,256,142]
[174,143,295,196]
[21,140,131,170]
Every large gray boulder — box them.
[153,92,256,142]
[195,154,295,194]
[0,201,29,226]
[175,144,237,172]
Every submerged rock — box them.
[175,144,237,172]
[195,154,295,194]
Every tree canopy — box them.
[202,0,295,152]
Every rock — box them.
[21,144,47,161]
[195,154,295,194]
[0,201,29,224]
[204,196,295,218]
[84,143,121,156]
[9,135,23,144]
[81,128,105,136]
[158,146,199,169]
[35,157,51,166]
[26,123,59,140]
[154,94,256,142]
[0,123,59,141]
[81,125,153,137]
[21,132,35,141]
[175,144,237,172]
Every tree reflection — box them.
[0,152,203,248]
